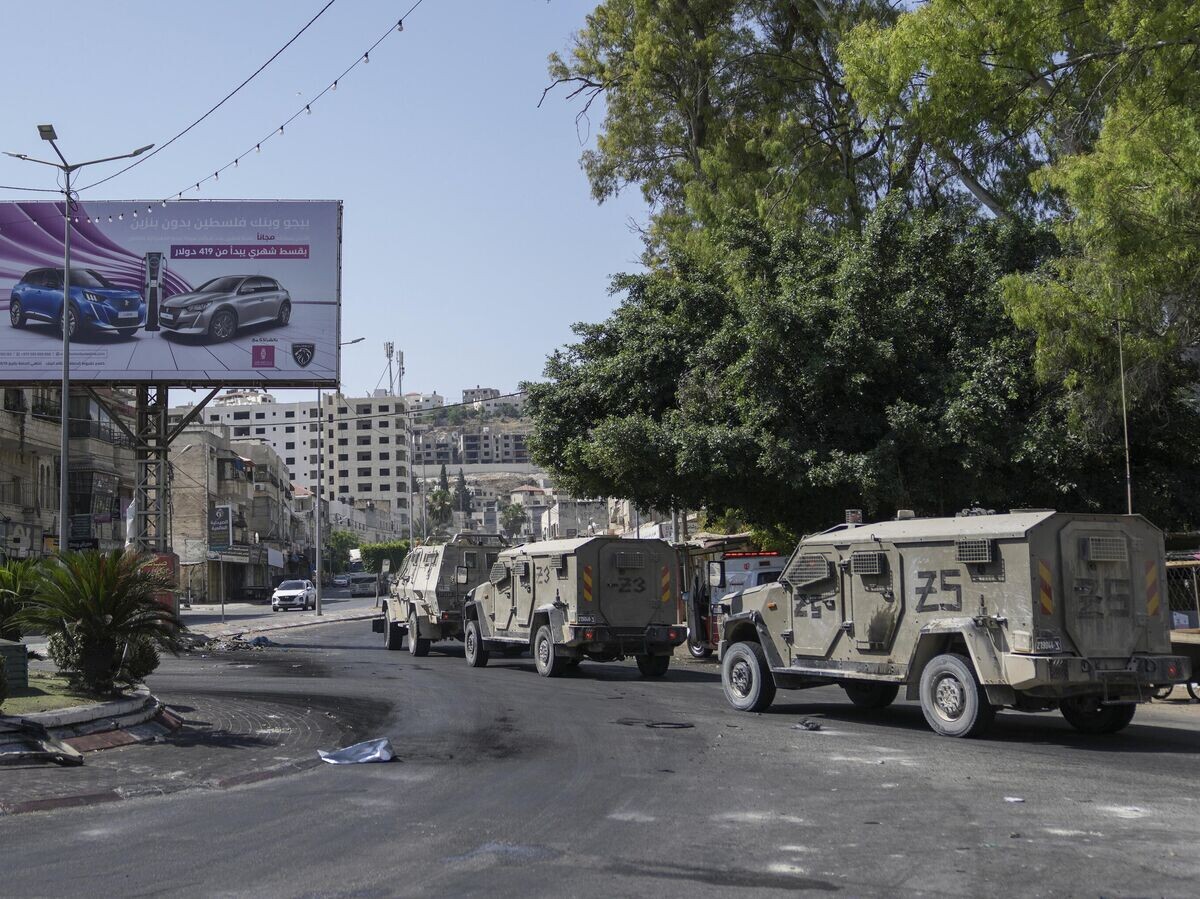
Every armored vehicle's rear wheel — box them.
[843,681,899,709]
[721,641,776,712]
[1189,682,1200,702]
[533,625,566,677]
[1151,685,1173,700]
[919,653,995,737]
[408,611,430,657]
[1059,697,1136,734]
[383,607,403,651]
[687,638,713,659]
[636,654,670,678]
[464,620,489,668]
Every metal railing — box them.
[1166,560,1200,628]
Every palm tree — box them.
[0,558,43,642]
[18,550,182,695]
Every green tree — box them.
[546,0,906,253]
[499,502,529,538]
[0,558,43,642]
[841,0,1200,424]
[454,468,470,513]
[438,463,450,494]
[427,488,453,531]
[526,204,1200,532]
[17,550,182,695]
[327,530,359,574]
[359,540,409,575]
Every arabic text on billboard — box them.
[0,200,340,386]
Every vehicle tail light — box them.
[667,628,679,641]
[584,629,595,641]
[1167,661,1181,679]
[441,612,449,621]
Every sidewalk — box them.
[185,600,379,641]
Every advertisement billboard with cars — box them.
[0,199,340,386]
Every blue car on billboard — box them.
[8,267,145,339]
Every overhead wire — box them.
[76,0,341,193]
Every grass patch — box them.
[2,671,99,716]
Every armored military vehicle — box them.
[462,536,687,676]
[376,532,506,656]
[719,511,1191,737]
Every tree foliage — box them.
[0,558,43,642]
[327,530,359,574]
[499,502,529,538]
[17,550,181,695]
[360,540,409,575]
[526,204,1200,531]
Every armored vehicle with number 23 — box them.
[462,536,687,677]
[719,511,1191,737]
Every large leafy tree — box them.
[527,204,1200,532]
[841,0,1200,422]
[545,0,908,253]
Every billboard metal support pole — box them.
[58,168,71,554]
[314,388,323,616]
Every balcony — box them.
[31,397,62,420]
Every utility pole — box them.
[384,341,395,396]
[1117,317,1133,514]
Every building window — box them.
[208,414,219,422]
[379,484,391,492]
[255,412,265,420]
[234,426,249,436]
[358,483,371,493]
[285,441,295,450]
[356,436,370,446]
[378,452,390,461]
[357,467,371,477]
[379,436,390,445]
[338,422,348,431]
[337,406,348,415]
[233,411,250,421]
[285,410,295,419]
[286,457,295,466]
[379,468,391,476]
[255,427,265,435]
[356,420,370,431]
[378,405,389,413]
[377,420,389,428]
[337,438,348,446]
[285,426,295,434]
[357,452,371,462]
[338,470,349,478]
[338,486,349,494]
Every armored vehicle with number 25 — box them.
[462,536,687,677]
[719,511,1191,737]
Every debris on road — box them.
[0,717,84,767]
[1005,797,1026,803]
[793,719,823,731]
[614,717,695,729]
[318,737,396,764]
[201,635,280,653]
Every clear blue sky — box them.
[0,0,646,403]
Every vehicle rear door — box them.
[596,543,670,627]
[1055,522,1150,659]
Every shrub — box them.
[0,657,7,710]
[0,558,43,642]
[19,550,181,696]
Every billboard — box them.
[208,504,232,551]
[0,199,340,386]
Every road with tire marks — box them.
[4,618,1199,897]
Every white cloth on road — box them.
[318,738,396,764]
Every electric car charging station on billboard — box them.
[0,199,341,387]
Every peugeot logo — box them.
[291,343,316,367]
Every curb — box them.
[189,608,379,642]
[18,685,153,730]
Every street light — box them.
[314,336,366,615]
[4,126,153,552]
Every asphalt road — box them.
[4,619,1199,898]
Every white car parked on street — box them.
[272,579,316,612]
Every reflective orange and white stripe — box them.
[582,565,593,602]
[660,566,671,603]
[1145,560,1161,616]
[1038,561,1054,616]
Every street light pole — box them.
[1117,317,1133,515]
[4,126,152,552]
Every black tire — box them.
[408,610,430,657]
[721,641,776,712]
[58,304,81,340]
[117,327,138,338]
[1060,697,1137,734]
[383,606,403,651]
[9,298,25,329]
[1151,685,1173,701]
[208,309,237,342]
[844,681,900,709]
[276,300,291,326]
[918,653,995,737]
[636,654,671,678]
[464,620,489,668]
[1188,682,1200,702]
[533,624,566,677]
[687,638,714,660]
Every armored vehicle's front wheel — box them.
[919,653,995,737]
[1189,682,1200,702]
[533,625,566,677]
[721,641,776,712]
[383,607,403,651]
[1059,697,1136,734]
[464,620,489,668]
[687,636,713,659]
[843,681,899,709]
[636,654,670,678]
[408,611,430,657]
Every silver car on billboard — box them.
[159,275,291,342]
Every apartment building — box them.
[462,386,501,405]
[0,386,137,558]
[402,391,444,411]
